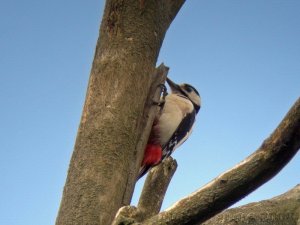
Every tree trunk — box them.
[56,1,185,225]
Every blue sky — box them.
[1,1,299,225]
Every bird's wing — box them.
[162,109,196,159]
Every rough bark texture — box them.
[138,157,178,220]
[138,97,300,225]
[56,1,185,225]
[112,157,177,225]
[133,64,169,184]
[202,184,300,225]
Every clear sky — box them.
[1,1,299,225]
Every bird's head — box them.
[166,77,201,113]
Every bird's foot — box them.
[158,83,168,99]
[152,83,167,107]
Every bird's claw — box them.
[158,83,168,99]
[152,99,165,107]
[152,83,167,108]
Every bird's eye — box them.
[185,85,193,93]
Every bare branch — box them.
[133,64,169,181]
[113,158,177,225]
[139,97,300,225]
[138,157,178,219]
[203,184,300,225]
[112,206,141,225]
[124,63,169,203]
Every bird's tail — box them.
[137,165,151,180]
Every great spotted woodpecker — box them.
[138,77,201,179]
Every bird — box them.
[137,77,201,179]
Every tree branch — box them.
[112,157,177,225]
[202,184,300,225]
[123,63,169,202]
[133,64,169,180]
[138,157,178,219]
[139,97,300,225]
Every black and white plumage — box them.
[138,77,201,179]
[160,77,201,159]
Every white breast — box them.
[158,94,194,145]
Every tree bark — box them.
[202,184,300,225]
[137,157,178,220]
[138,97,300,225]
[55,1,185,225]
[112,157,177,225]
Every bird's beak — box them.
[166,77,180,93]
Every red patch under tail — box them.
[137,144,162,179]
